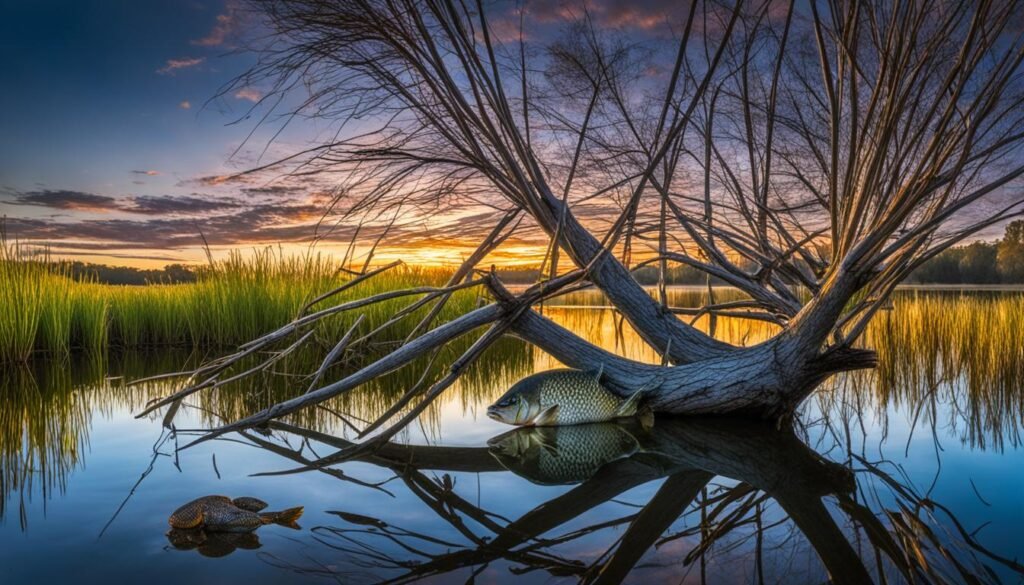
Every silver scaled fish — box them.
[488,423,641,485]
[486,366,644,426]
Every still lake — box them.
[1,289,1023,584]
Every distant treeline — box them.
[502,220,1024,286]
[58,261,198,285]
[908,220,1024,284]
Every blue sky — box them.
[0,1,316,265]
[1,0,1015,268]
[0,1,256,192]
[0,0,577,266]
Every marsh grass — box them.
[3,237,1023,449]
[0,244,478,362]
[3,287,1024,527]
[542,288,1024,449]
[0,243,45,362]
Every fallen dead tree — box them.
[137,0,1024,448]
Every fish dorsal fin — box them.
[616,389,646,417]
[532,404,560,426]
[591,362,605,383]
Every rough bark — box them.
[187,0,1024,437]
[511,308,875,421]
[536,192,734,365]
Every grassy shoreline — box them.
[0,244,471,362]
[4,243,1024,414]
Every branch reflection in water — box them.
[204,416,1022,584]
[2,291,1023,583]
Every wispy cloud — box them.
[132,170,161,176]
[4,189,119,212]
[187,173,249,187]
[234,87,262,102]
[241,185,304,197]
[123,195,243,215]
[3,203,324,249]
[192,0,241,47]
[1,198,520,254]
[156,57,205,75]
[521,0,677,31]
[3,189,246,218]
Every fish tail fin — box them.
[616,389,645,417]
[260,506,304,529]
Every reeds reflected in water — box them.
[0,286,1022,567]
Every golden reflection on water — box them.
[1,289,1023,522]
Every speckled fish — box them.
[168,495,304,532]
[487,423,640,485]
[486,366,644,426]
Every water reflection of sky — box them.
[2,301,1024,583]
[1,386,1020,584]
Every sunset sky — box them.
[1,1,1015,269]
[1,0,730,269]
[0,0,559,267]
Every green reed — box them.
[0,243,478,362]
[541,287,1024,450]
[4,286,1024,527]
[0,242,50,361]
[3,236,1023,449]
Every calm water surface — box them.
[1,292,1023,584]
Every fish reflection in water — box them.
[487,423,643,485]
[166,528,261,558]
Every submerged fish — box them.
[488,423,641,485]
[486,367,644,426]
[168,495,303,533]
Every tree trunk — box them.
[537,189,734,364]
[511,308,874,422]
[522,194,875,421]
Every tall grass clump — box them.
[37,264,75,357]
[0,243,479,362]
[70,284,109,351]
[182,249,337,346]
[861,290,1024,449]
[0,241,49,362]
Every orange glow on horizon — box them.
[35,241,555,270]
